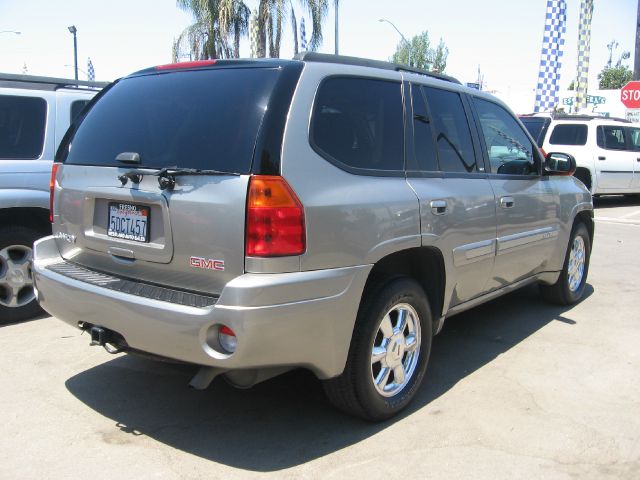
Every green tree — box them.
[391,31,448,72]
[598,65,633,89]
[598,45,632,89]
[174,0,250,60]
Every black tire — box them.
[323,276,433,421]
[0,226,46,324]
[540,222,591,305]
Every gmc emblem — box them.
[189,256,225,271]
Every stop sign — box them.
[621,81,640,108]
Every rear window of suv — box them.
[63,67,280,173]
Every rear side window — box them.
[311,77,404,172]
[597,125,627,151]
[423,87,477,173]
[473,98,537,176]
[628,127,640,151]
[410,84,438,172]
[0,95,47,160]
[64,68,280,173]
[549,124,588,146]
[70,100,89,124]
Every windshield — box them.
[519,117,549,147]
[63,67,279,174]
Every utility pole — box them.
[68,25,78,81]
[334,0,339,55]
[635,0,640,79]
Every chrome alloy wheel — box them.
[0,244,35,308]
[370,303,421,397]
[567,236,586,292]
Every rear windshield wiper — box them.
[118,166,241,190]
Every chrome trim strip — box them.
[452,239,496,267]
[497,226,559,254]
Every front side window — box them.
[311,77,404,171]
[423,87,477,173]
[0,95,47,160]
[549,124,588,146]
[473,98,537,176]
[70,100,89,124]
[597,125,627,150]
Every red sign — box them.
[621,81,640,109]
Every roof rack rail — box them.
[519,112,631,123]
[0,72,109,91]
[293,52,461,85]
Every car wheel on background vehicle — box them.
[323,276,433,421]
[540,222,591,305]
[0,226,45,323]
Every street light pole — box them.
[378,19,412,67]
[335,0,339,55]
[68,25,78,81]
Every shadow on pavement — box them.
[0,311,51,328]
[65,283,592,471]
[593,194,640,210]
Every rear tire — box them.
[323,277,433,421]
[540,222,591,305]
[0,226,46,323]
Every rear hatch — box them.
[53,62,298,295]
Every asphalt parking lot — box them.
[1,196,639,479]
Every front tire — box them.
[0,226,46,323]
[540,222,591,305]
[323,277,433,421]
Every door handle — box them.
[500,196,515,209]
[598,156,606,161]
[430,200,448,215]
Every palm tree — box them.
[256,0,328,58]
[174,0,250,60]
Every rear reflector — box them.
[49,163,61,223]
[218,325,237,354]
[155,60,217,71]
[246,176,306,257]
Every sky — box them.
[1,0,637,112]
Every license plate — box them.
[107,202,150,242]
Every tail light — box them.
[246,175,305,257]
[49,163,61,223]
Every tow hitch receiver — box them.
[89,325,126,354]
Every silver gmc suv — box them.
[33,54,593,420]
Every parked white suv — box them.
[520,113,640,195]
[0,73,106,322]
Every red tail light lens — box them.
[49,163,61,223]
[246,176,305,257]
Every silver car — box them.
[33,54,593,420]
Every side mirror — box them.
[544,152,576,176]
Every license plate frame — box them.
[107,202,150,243]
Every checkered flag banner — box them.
[534,0,567,112]
[300,16,308,51]
[575,0,594,111]
[249,8,259,58]
[87,58,95,81]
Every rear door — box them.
[405,83,496,306]
[54,65,290,295]
[471,96,559,288]
[595,124,634,190]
